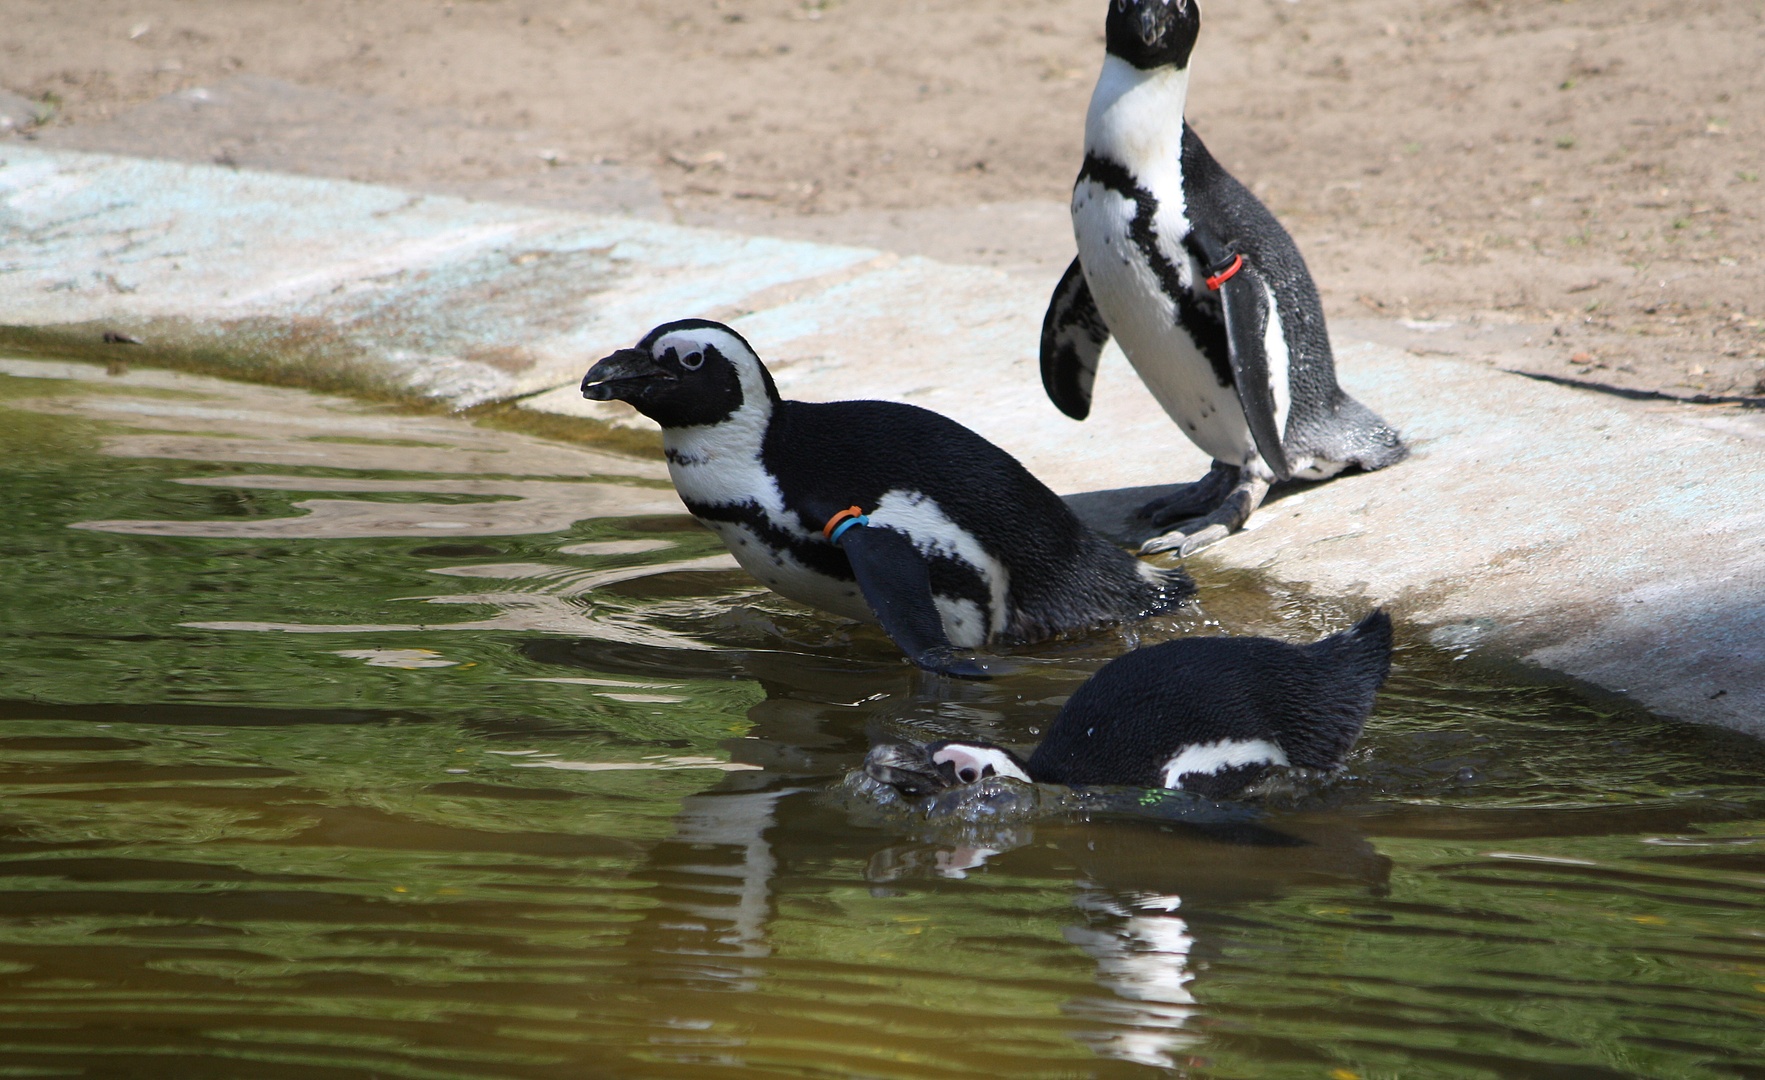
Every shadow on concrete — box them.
[1065,479,1322,549]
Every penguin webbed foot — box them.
[1139,468,1271,557]
[1137,461,1241,526]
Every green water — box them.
[0,359,1762,1079]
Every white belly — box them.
[666,427,875,627]
[1073,181,1258,469]
[695,511,997,651]
[703,519,877,624]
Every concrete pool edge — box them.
[3,146,1761,736]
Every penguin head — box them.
[581,318,780,429]
[1105,0,1200,70]
[865,739,1033,799]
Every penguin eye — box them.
[957,767,978,784]
[679,350,704,371]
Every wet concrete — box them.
[1,145,1761,735]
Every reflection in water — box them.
[334,647,462,668]
[26,354,744,649]
[3,357,1765,1077]
[513,755,762,773]
[72,468,740,649]
[654,792,791,989]
[181,550,744,650]
[855,806,1394,1072]
[1064,894,1200,1070]
[74,474,683,539]
[1056,819,1389,1071]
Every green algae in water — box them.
[0,363,1762,1078]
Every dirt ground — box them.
[4,0,1762,398]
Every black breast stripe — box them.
[1077,152,1233,389]
[683,499,855,580]
[681,499,996,616]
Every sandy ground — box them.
[4,0,1762,399]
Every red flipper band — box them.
[1206,253,1244,291]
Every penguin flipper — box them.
[837,524,990,680]
[1188,229,1293,483]
[1040,257,1112,421]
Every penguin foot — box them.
[1142,523,1229,557]
[1138,474,1270,557]
[1137,461,1240,527]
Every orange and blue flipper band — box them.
[822,506,869,543]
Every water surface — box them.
[0,357,1762,1078]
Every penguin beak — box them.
[581,348,671,402]
[865,743,957,799]
[1132,0,1185,46]
[1136,6,1169,47]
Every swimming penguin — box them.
[580,319,1193,678]
[1041,0,1406,556]
[866,609,1392,799]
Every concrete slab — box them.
[0,145,1192,489]
[1069,346,1765,735]
[0,146,879,406]
[2,146,1761,735]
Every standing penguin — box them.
[866,610,1393,800]
[1042,0,1406,556]
[581,319,1192,678]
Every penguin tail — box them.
[1329,609,1394,664]
[1277,609,1394,770]
[1326,394,1409,472]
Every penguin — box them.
[1041,0,1406,556]
[580,318,1193,679]
[865,609,1392,799]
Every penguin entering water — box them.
[581,319,1193,678]
[866,610,1392,799]
[1042,0,1406,556]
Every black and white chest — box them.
[1073,56,1291,475]
[661,398,873,627]
[660,386,1014,650]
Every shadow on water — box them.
[0,355,1763,1078]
